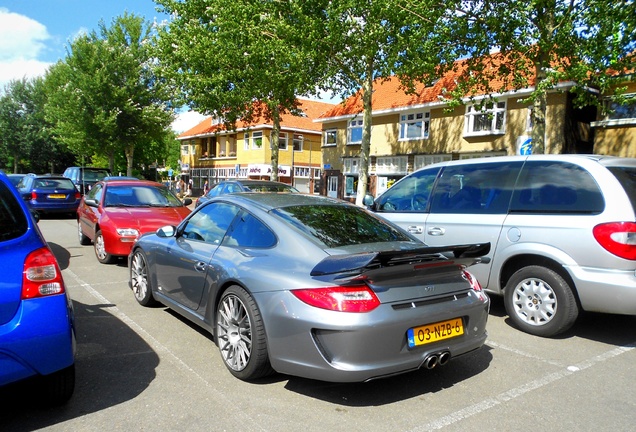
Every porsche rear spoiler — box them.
[310,243,490,277]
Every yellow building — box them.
[592,79,636,157]
[177,99,336,195]
[316,66,597,200]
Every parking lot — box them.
[2,216,635,431]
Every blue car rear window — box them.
[0,182,28,242]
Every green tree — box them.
[154,0,327,181]
[0,77,71,173]
[307,1,449,205]
[45,13,175,176]
[403,0,636,154]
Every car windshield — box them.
[272,204,412,248]
[244,184,298,193]
[104,185,183,207]
[0,182,28,242]
[83,170,110,182]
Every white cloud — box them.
[0,8,53,89]
[172,110,207,133]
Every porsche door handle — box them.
[194,261,207,272]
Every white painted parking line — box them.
[412,341,635,431]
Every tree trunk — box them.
[125,144,134,177]
[270,105,280,182]
[355,69,374,207]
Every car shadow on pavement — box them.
[283,346,494,406]
[0,299,160,431]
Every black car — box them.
[62,166,111,194]
[195,179,298,208]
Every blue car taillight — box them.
[22,246,65,299]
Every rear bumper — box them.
[258,289,490,383]
[28,201,79,214]
[0,294,75,386]
[568,265,636,315]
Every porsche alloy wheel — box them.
[130,251,156,306]
[216,285,273,380]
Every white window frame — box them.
[413,154,452,171]
[347,119,363,144]
[244,133,249,150]
[375,156,408,175]
[293,134,303,151]
[464,100,506,136]
[251,131,263,149]
[399,112,430,140]
[324,129,337,147]
[343,157,360,174]
[274,132,288,150]
[181,145,189,155]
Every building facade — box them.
[316,74,597,201]
[592,78,636,157]
[177,99,336,195]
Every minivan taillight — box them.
[22,246,65,299]
[593,222,636,260]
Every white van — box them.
[365,155,636,337]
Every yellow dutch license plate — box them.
[407,318,464,348]
[48,194,66,199]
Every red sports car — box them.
[77,179,192,264]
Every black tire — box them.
[78,221,91,245]
[94,230,114,264]
[39,364,75,406]
[504,265,579,337]
[215,285,273,380]
[130,250,157,306]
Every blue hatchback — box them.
[0,171,76,404]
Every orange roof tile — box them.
[318,52,544,119]
[178,99,336,139]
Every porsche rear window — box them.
[273,204,411,248]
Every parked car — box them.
[77,179,192,264]
[62,166,111,194]
[7,173,26,187]
[17,174,81,217]
[195,179,299,208]
[364,154,636,337]
[129,193,490,382]
[0,171,76,404]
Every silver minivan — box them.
[365,155,636,337]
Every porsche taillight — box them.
[291,286,380,312]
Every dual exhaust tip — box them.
[422,350,451,369]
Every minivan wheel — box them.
[504,265,579,337]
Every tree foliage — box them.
[154,0,328,180]
[0,77,73,173]
[403,0,636,154]
[45,13,175,176]
[306,0,449,205]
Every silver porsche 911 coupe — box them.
[129,193,490,382]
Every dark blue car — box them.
[17,174,81,217]
[0,171,76,404]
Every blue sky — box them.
[0,0,206,131]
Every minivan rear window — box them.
[607,166,636,213]
[0,182,28,242]
[510,161,605,214]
